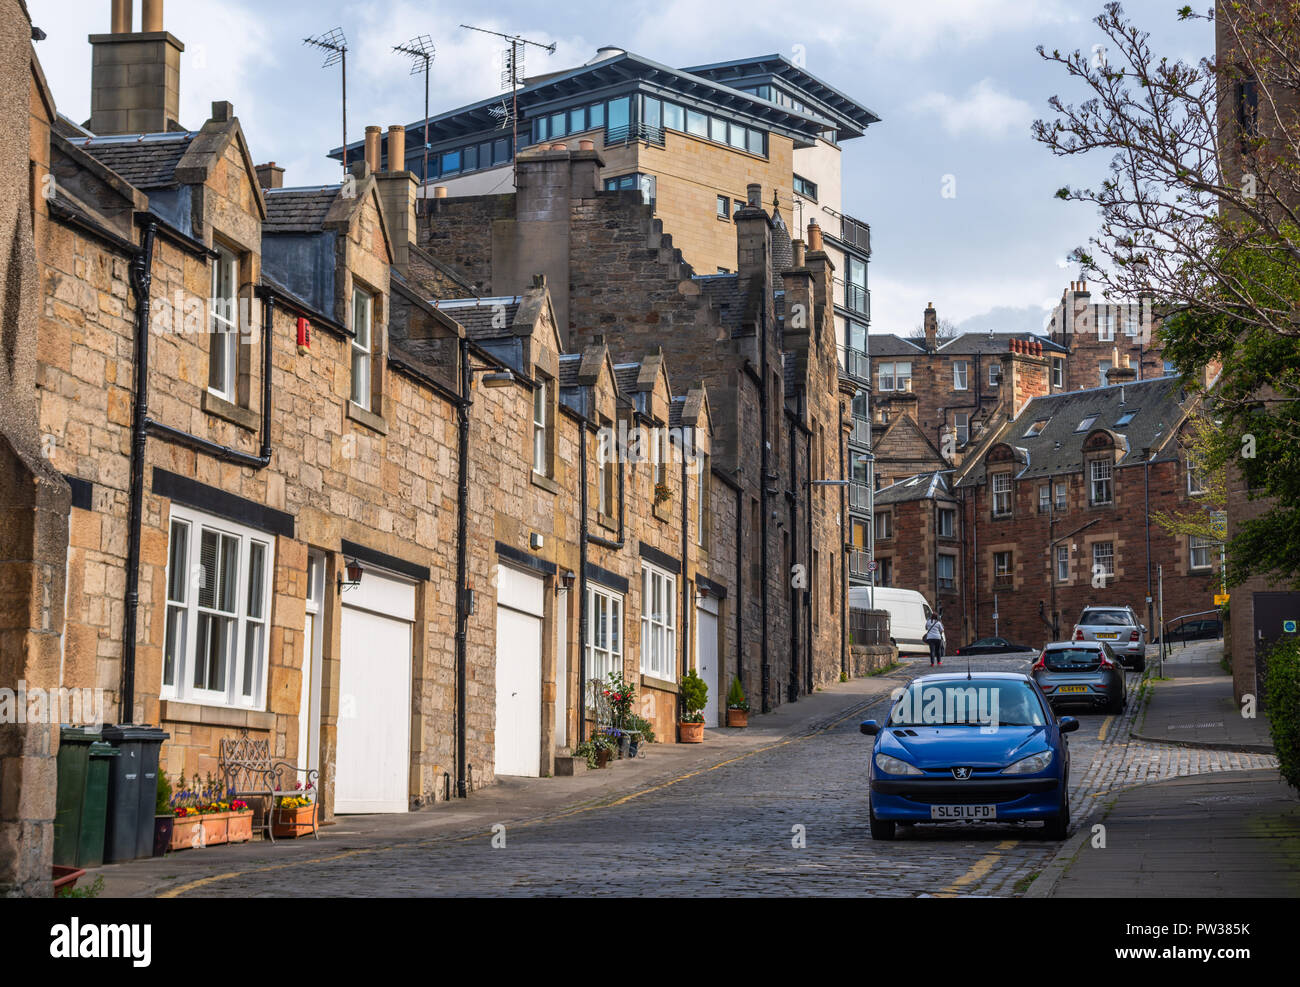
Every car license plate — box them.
[1096,633,1118,639]
[1058,685,1089,693]
[930,804,996,820]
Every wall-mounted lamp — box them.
[337,558,364,593]
[558,569,576,593]
[469,364,516,388]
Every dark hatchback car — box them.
[950,637,1034,656]
[1031,641,1127,713]
[1154,618,1223,644]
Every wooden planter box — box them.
[271,803,317,839]
[169,811,254,851]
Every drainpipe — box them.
[839,415,847,680]
[680,444,690,711]
[734,480,743,685]
[455,337,471,796]
[758,301,771,714]
[787,424,798,702]
[577,413,590,744]
[121,217,157,724]
[1144,448,1153,641]
[804,424,813,695]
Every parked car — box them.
[860,672,1077,841]
[1153,618,1223,644]
[950,636,1034,656]
[848,586,940,656]
[1072,605,1147,671]
[1031,641,1127,714]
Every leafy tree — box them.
[1034,1,1300,588]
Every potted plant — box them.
[726,677,750,728]
[654,480,672,506]
[678,668,708,743]
[573,734,616,769]
[271,785,316,839]
[153,770,174,857]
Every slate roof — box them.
[866,333,925,357]
[938,331,1067,355]
[695,274,743,335]
[68,132,195,189]
[958,375,1188,487]
[669,395,687,429]
[771,211,793,287]
[263,186,340,234]
[874,470,957,506]
[613,362,641,397]
[429,297,522,340]
[557,353,582,388]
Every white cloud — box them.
[911,78,1034,139]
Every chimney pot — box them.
[746,183,762,207]
[386,126,406,171]
[806,219,823,252]
[550,142,567,151]
[434,185,447,199]
[141,0,163,32]
[579,139,595,151]
[111,0,132,33]
[365,126,383,173]
[791,239,806,269]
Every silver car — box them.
[1032,641,1127,713]
[1072,606,1147,671]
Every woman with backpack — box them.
[924,612,946,666]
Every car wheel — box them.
[1134,655,1146,673]
[1041,783,1070,841]
[869,802,896,841]
[1107,690,1123,715]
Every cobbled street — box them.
[165,652,1276,898]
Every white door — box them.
[297,552,325,774]
[555,588,568,749]
[495,564,543,777]
[697,595,720,725]
[336,567,415,813]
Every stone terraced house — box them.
[1,1,879,895]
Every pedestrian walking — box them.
[925,612,945,666]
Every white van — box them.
[848,586,940,656]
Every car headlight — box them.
[874,753,923,776]
[1001,751,1054,775]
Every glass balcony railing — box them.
[844,284,870,319]
[850,418,870,447]
[839,345,869,384]
[849,481,870,512]
[840,214,871,255]
[848,548,871,580]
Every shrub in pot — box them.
[153,769,174,857]
[679,669,708,742]
[726,676,750,728]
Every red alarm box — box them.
[296,316,310,352]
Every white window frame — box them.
[992,472,1012,516]
[1055,481,1068,511]
[953,360,968,390]
[1187,454,1207,496]
[1038,485,1050,513]
[161,505,274,710]
[350,286,373,410]
[696,456,707,546]
[989,363,1000,387]
[1093,540,1115,576]
[994,550,1013,584]
[639,562,677,680]
[895,361,912,392]
[937,507,955,538]
[587,585,624,687]
[878,362,895,391]
[1090,459,1113,505]
[1189,536,1214,570]
[875,510,892,540]
[1056,544,1070,582]
[937,553,955,590]
[208,243,239,401]
[533,378,550,476]
[954,412,969,446]
[1052,357,1064,388]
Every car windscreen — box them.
[888,681,1046,728]
[1044,647,1102,670]
[1080,609,1132,626]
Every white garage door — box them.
[495,564,544,778]
[336,566,415,813]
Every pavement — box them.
[1029,638,1294,898]
[85,665,907,897]
[1131,638,1274,753]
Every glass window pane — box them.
[710,116,727,143]
[441,149,460,174]
[686,109,707,136]
[550,112,565,137]
[463,145,477,172]
[198,529,218,609]
[569,107,585,133]
[164,607,184,688]
[536,116,548,141]
[246,542,265,619]
[747,128,764,155]
[608,97,630,131]
[643,97,661,129]
[589,102,604,128]
[494,138,509,164]
[242,622,262,698]
[479,143,492,167]
[729,123,746,149]
[219,534,240,613]
[664,102,683,131]
[168,520,188,603]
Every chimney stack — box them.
[255,162,284,190]
[375,126,419,275]
[90,0,184,134]
[924,303,937,350]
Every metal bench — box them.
[218,730,320,843]
[589,682,645,758]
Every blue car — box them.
[861,672,1077,841]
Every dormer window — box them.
[1025,419,1048,438]
[350,287,373,411]
[208,243,239,401]
[1116,410,1137,427]
[1075,414,1098,433]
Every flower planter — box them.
[727,708,749,728]
[679,721,704,743]
[201,812,229,846]
[595,749,612,768]
[226,810,253,844]
[168,810,253,850]
[153,816,174,857]
[271,803,317,839]
[171,815,204,851]
[52,865,85,893]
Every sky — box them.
[30,0,1215,337]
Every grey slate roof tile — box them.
[68,132,195,189]
[263,186,340,234]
